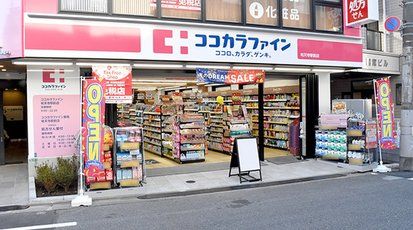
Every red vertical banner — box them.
[92,65,133,104]
[374,77,397,150]
[82,78,106,183]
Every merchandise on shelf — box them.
[114,127,144,188]
[172,114,206,163]
[347,115,372,165]
[143,105,162,156]
[222,104,252,153]
[315,130,347,160]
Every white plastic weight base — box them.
[373,164,392,173]
[71,194,92,207]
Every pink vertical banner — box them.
[374,77,397,150]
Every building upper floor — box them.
[362,0,403,54]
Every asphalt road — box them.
[1,172,413,230]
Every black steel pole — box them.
[258,82,264,161]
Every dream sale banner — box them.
[92,65,133,104]
[82,78,106,183]
[196,68,265,85]
[374,77,397,150]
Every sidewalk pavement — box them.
[0,164,29,207]
[27,159,359,206]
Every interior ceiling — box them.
[0,60,26,73]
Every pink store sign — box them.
[33,95,80,158]
[24,18,363,68]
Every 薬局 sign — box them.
[92,65,133,104]
[82,78,106,183]
[346,0,379,26]
[374,77,397,150]
[27,66,81,158]
[196,69,265,85]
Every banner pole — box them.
[72,75,93,207]
[373,78,391,173]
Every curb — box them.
[27,172,350,206]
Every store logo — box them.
[153,29,188,54]
[0,47,11,56]
[42,69,65,83]
[249,2,264,19]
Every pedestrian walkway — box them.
[28,159,358,206]
[0,164,29,207]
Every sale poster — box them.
[196,68,265,85]
[92,65,133,104]
[374,77,397,150]
[82,78,106,181]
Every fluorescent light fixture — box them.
[1,69,6,72]
[312,68,345,73]
[233,65,273,70]
[0,65,3,68]
[133,63,183,69]
[274,67,311,72]
[186,65,231,69]
[76,62,131,67]
[13,61,73,66]
[27,69,75,73]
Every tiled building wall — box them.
[380,0,403,54]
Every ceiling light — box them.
[232,65,273,70]
[274,67,311,72]
[0,65,3,68]
[133,63,183,69]
[1,69,6,72]
[186,65,231,69]
[312,68,345,73]
[76,62,131,67]
[13,61,73,66]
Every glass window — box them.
[61,0,108,13]
[113,0,157,16]
[282,0,311,29]
[161,0,202,20]
[206,0,242,23]
[315,5,342,32]
[246,0,278,26]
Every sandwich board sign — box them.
[229,137,262,183]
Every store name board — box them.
[196,68,265,85]
[363,52,400,73]
[83,78,106,178]
[374,77,397,150]
[24,18,363,67]
[346,0,379,26]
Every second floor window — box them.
[161,0,202,20]
[61,0,108,13]
[206,0,242,23]
[246,0,279,26]
[112,0,157,16]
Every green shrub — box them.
[36,163,57,194]
[55,157,78,193]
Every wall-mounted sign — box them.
[363,52,400,74]
[3,106,23,121]
[0,47,11,56]
[27,66,81,159]
[24,18,363,68]
[384,16,401,32]
[346,0,379,26]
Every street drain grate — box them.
[0,205,30,212]
[186,180,196,184]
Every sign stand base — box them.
[373,162,392,173]
[71,194,92,207]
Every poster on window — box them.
[92,65,133,104]
[3,106,24,121]
[82,78,106,182]
[196,69,265,85]
[374,77,397,150]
